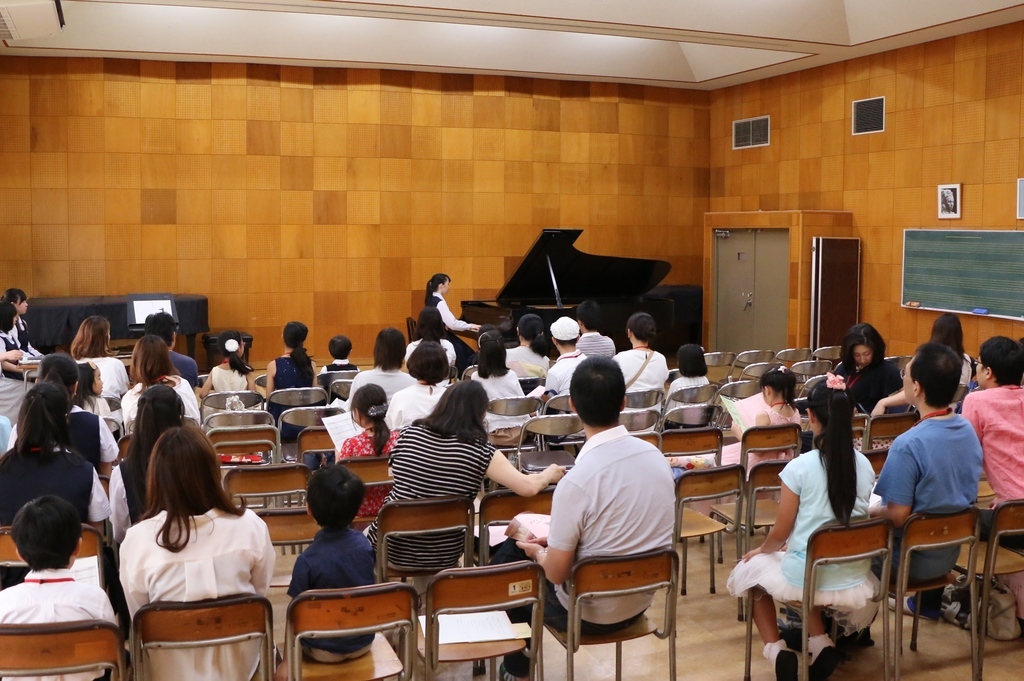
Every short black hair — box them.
[144,312,177,346]
[576,300,602,332]
[11,496,82,571]
[407,341,449,385]
[909,342,962,407]
[328,335,352,361]
[626,312,657,342]
[0,302,16,333]
[569,356,625,428]
[1,288,27,304]
[978,336,1024,386]
[676,344,707,378]
[307,466,365,530]
[373,328,407,372]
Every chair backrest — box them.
[447,365,459,382]
[811,345,842,362]
[201,391,264,417]
[799,374,827,397]
[731,350,777,378]
[0,621,125,680]
[477,488,555,565]
[256,508,321,549]
[737,361,783,382]
[864,412,918,447]
[861,447,888,477]
[665,383,718,406]
[316,370,359,392]
[618,407,661,434]
[662,404,722,430]
[624,388,664,409]
[703,352,736,385]
[746,459,787,497]
[520,413,584,446]
[774,348,812,363]
[715,379,760,402]
[222,464,310,502]
[296,427,335,461]
[660,427,724,462]
[899,508,979,586]
[3,525,109,587]
[487,396,542,418]
[337,456,392,489]
[789,360,832,382]
[991,499,1024,541]
[132,594,275,681]
[951,384,969,404]
[104,395,122,413]
[207,425,280,462]
[328,378,353,402]
[518,376,543,394]
[676,464,743,506]
[118,435,132,460]
[541,393,573,415]
[255,373,267,388]
[267,387,328,410]
[203,410,275,430]
[285,583,417,681]
[739,423,801,469]
[804,518,893,615]
[462,365,478,381]
[279,406,344,430]
[375,496,475,582]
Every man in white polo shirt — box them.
[497,356,675,680]
[544,316,587,396]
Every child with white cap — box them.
[544,317,587,396]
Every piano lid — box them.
[496,229,671,305]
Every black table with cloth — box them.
[24,295,209,358]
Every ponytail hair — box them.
[518,314,550,358]
[425,273,450,306]
[349,384,391,457]
[218,330,252,376]
[1,383,77,472]
[124,385,184,516]
[283,321,313,378]
[760,366,796,407]
[805,380,857,525]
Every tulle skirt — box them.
[728,552,880,635]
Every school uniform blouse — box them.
[7,405,118,469]
[10,318,41,357]
[614,348,670,392]
[385,383,447,430]
[431,292,475,332]
[405,338,457,366]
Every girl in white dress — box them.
[197,330,257,398]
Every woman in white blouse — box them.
[472,331,528,446]
[386,341,449,430]
[120,335,201,431]
[350,328,417,401]
[70,316,130,401]
[119,426,275,681]
[405,306,457,366]
[505,314,551,378]
[613,312,669,393]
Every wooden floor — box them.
[266,535,1023,681]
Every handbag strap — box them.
[625,351,654,390]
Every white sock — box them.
[763,639,789,664]
[807,635,834,664]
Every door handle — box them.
[743,294,753,311]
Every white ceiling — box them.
[4,0,1024,88]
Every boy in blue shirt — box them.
[276,466,376,680]
[871,342,983,619]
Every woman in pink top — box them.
[338,384,399,518]
[721,367,802,470]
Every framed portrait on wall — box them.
[938,184,960,219]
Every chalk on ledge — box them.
[905,301,921,308]
[972,308,989,315]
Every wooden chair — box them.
[0,620,125,680]
[730,350,776,382]
[623,388,664,410]
[207,424,280,464]
[284,583,417,681]
[736,423,801,472]
[774,348,812,364]
[811,346,842,363]
[421,562,545,681]
[675,465,743,596]
[862,447,889,477]
[476,487,555,566]
[297,426,336,468]
[338,455,393,524]
[222,463,310,507]
[892,508,979,681]
[618,407,661,434]
[516,414,583,473]
[865,412,918,449]
[375,496,475,583]
[203,409,275,431]
[703,351,736,385]
[131,594,275,681]
[257,509,322,586]
[743,518,893,681]
[660,427,724,465]
[0,524,104,588]
[956,499,1024,681]
[548,549,678,681]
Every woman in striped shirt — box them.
[367,381,563,571]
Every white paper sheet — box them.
[321,412,363,450]
[418,611,518,644]
[132,300,172,323]
[69,554,101,587]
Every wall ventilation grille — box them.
[852,97,885,135]
[732,115,770,150]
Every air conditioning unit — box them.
[0,0,64,41]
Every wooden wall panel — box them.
[0,57,709,363]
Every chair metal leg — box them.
[709,534,717,594]
[977,576,990,681]
[968,577,979,681]
[668,627,677,681]
[565,643,574,681]
[615,642,622,681]
[743,592,754,681]
[882,586,891,681]
[894,584,904,681]
[910,591,921,652]
[681,538,688,596]
[717,532,724,564]
[473,660,486,676]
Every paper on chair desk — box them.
[69,555,100,587]
[321,412,362,450]
[418,611,518,644]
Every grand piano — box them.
[461,229,676,352]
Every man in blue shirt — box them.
[871,342,983,619]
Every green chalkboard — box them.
[902,229,1024,320]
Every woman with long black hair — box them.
[424,273,479,374]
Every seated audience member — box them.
[75,360,115,425]
[109,385,184,544]
[276,466,375,680]
[833,323,902,415]
[872,312,973,415]
[720,367,801,469]
[120,426,275,681]
[144,311,199,390]
[320,334,359,373]
[367,381,563,573]
[405,306,457,366]
[386,341,450,430]
[197,330,257,398]
[962,336,1024,627]
[506,314,551,379]
[70,315,130,403]
[613,312,669,393]
[0,302,27,422]
[496,357,674,681]
[120,335,200,431]
[871,343,983,620]
[266,321,319,441]
[349,328,416,401]
[0,495,117,681]
[575,300,616,358]
[338,385,398,518]
[728,378,877,681]
[473,331,528,447]
[666,344,710,405]
[1,288,41,357]
[544,317,587,396]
